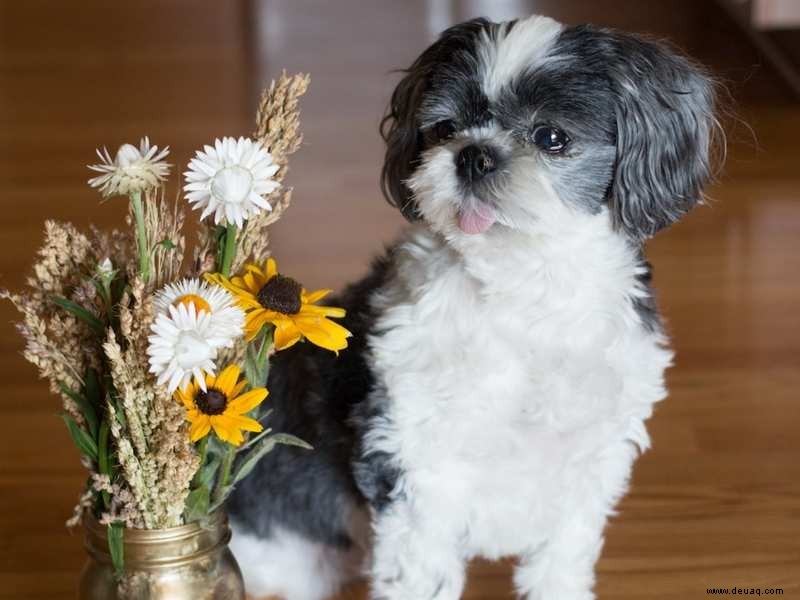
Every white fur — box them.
[230,521,365,600]
[479,15,563,100]
[362,43,673,592]
[364,218,670,600]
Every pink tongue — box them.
[457,204,496,234]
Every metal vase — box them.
[79,511,245,600]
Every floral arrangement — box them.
[2,73,350,573]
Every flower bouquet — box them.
[2,72,350,599]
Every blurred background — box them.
[0,1,798,598]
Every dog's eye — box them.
[431,119,456,143]
[531,125,570,153]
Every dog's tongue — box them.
[457,204,496,234]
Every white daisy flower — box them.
[147,303,231,393]
[88,136,171,199]
[153,278,244,339]
[183,136,280,228]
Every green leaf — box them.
[214,225,227,269]
[257,326,273,366]
[58,382,98,440]
[231,433,312,487]
[206,434,240,461]
[88,277,111,308]
[197,455,220,489]
[107,523,124,576]
[238,426,272,453]
[270,432,313,450]
[61,414,98,462]
[97,419,112,509]
[84,369,102,407]
[244,326,274,404]
[244,344,261,395]
[157,238,176,250]
[49,295,105,335]
[184,483,211,522]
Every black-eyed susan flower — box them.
[88,136,171,199]
[174,364,267,446]
[206,258,351,353]
[183,137,280,228]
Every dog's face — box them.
[381,16,720,242]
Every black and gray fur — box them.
[383,21,720,239]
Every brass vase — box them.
[79,511,245,600]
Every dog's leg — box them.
[230,521,362,600]
[513,509,606,600]
[513,441,639,600]
[368,497,466,600]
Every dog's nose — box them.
[456,144,498,183]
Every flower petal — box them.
[294,316,351,352]
[227,388,269,414]
[215,364,241,396]
[302,304,346,319]
[224,413,264,434]
[274,319,303,350]
[210,415,246,446]
[266,258,278,279]
[231,379,248,398]
[189,416,212,442]
[245,310,276,340]
[303,288,332,304]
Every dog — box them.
[228,14,721,600]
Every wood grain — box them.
[0,1,798,598]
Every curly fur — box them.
[229,14,719,600]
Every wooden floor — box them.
[0,1,798,598]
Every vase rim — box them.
[83,510,231,568]
[84,509,226,542]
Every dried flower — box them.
[88,137,171,199]
[154,278,244,339]
[147,303,230,393]
[96,257,114,278]
[7,73,315,533]
[184,137,279,227]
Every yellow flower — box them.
[174,364,267,446]
[206,258,351,353]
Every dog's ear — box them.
[608,34,721,240]
[381,18,493,221]
[380,65,427,221]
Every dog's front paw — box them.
[522,582,595,600]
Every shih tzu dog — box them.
[229,14,720,600]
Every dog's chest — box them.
[365,232,672,550]
[372,249,632,443]
[370,278,617,551]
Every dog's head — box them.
[381,16,721,242]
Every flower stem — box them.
[130,191,150,283]
[213,445,236,505]
[220,223,237,277]
[191,436,209,489]
[97,418,111,509]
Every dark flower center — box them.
[195,388,228,415]
[257,275,302,315]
